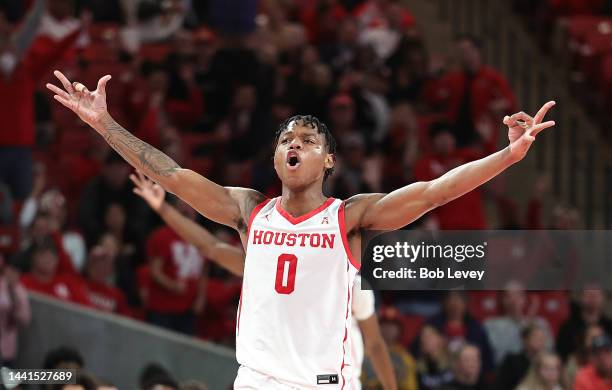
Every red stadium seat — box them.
[400,314,425,346]
[566,17,612,83]
[468,291,500,322]
[379,305,425,346]
[528,291,570,337]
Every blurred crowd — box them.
[512,0,612,139]
[30,345,209,390]
[0,0,610,389]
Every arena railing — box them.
[15,292,238,389]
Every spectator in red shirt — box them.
[574,334,612,390]
[19,182,87,272]
[298,0,348,44]
[145,197,207,335]
[413,122,493,229]
[127,55,203,146]
[15,211,77,276]
[20,241,89,306]
[96,230,142,310]
[0,0,82,199]
[427,36,516,148]
[84,244,130,316]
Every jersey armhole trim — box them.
[246,198,272,237]
[338,201,361,271]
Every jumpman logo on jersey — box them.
[321,216,329,224]
[262,212,271,221]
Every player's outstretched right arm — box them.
[130,172,246,276]
[46,71,264,230]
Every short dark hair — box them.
[143,375,179,390]
[521,323,544,340]
[452,342,480,366]
[139,362,172,390]
[43,346,84,369]
[429,121,453,138]
[274,115,337,180]
[31,239,58,257]
[443,290,467,302]
[51,372,99,390]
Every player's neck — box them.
[279,187,329,218]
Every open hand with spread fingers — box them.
[504,101,556,162]
[130,171,166,212]
[46,70,112,130]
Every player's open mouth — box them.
[286,151,301,170]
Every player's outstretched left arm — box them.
[347,101,556,231]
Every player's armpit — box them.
[227,187,268,234]
[346,186,433,231]
[343,193,384,231]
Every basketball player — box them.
[47,70,555,389]
[130,172,397,390]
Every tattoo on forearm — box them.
[100,114,179,176]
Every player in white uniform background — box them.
[350,275,396,390]
[131,175,397,390]
[350,276,375,386]
[49,70,555,388]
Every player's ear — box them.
[324,153,335,170]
